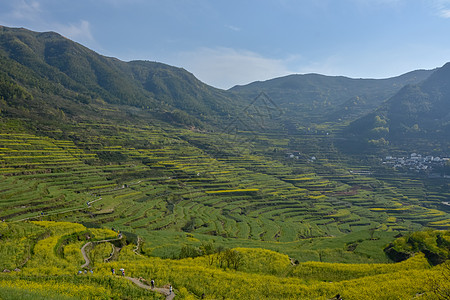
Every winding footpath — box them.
[11,197,103,223]
[80,236,175,299]
[80,241,93,268]
[80,236,123,268]
[125,277,175,300]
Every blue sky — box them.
[1,0,450,89]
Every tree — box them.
[429,261,450,299]
[179,244,200,259]
[217,249,242,270]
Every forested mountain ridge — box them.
[1,25,439,136]
[0,25,238,130]
[230,69,434,124]
[347,62,450,152]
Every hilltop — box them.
[0,25,239,132]
[230,70,433,126]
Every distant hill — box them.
[345,62,450,153]
[0,26,237,130]
[230,70,434,125]
[0,25,446,155]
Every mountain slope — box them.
[346,62,450,152]
[230,70,434,124]
[0,26,237,128]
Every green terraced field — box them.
[1,124,448,262]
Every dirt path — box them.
[104,243,119,262]
[133,236,143,256]
[13,206,86,222]
[80,236,122,268]
[80,235,175,299]
[12,197,103,222]
[125,277,175,300]
[80,242,92,268]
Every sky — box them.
[1,0,450,89]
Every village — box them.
[382,153,450,176]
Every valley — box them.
[0,26,449,299]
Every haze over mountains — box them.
[0,25,449,154]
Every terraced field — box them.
[1,221,448,299]
[1,124,449,261]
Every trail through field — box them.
[133,237,143,256]
[12,197,103,222]
[80,242,92,268]
[125,277,175,300]
[124,236,177,299]
[12,207,86,222]
[80,236,174,298]
[80,236,123,268]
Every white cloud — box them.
[173,47,298,89]
[433,0,450,18]
[55,20,94,44]
[226,25,241,32]
[0,1,96,49]
[439,8,450,17]
[10,0,41,21]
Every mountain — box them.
[0,25,437,136]
[0,26,237,131]
[347,62,450,153]
[1,25,447,154]
[230,70,434,126]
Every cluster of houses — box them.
[382,153,449,175]
[285,151,316,162]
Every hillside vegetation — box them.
[1,221,449,299]
[230,70,433,126]
[0,26,449,298]
[347,62,450,153]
